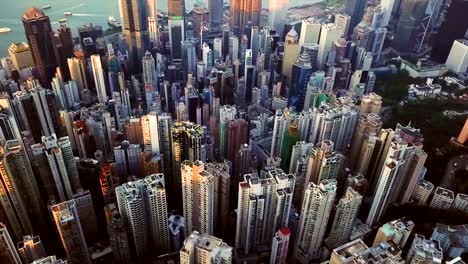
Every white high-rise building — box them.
[0,223,22,264]
[282,29,300,81]
[90,55,108,103]
[429,187,454,209]
[142,51,156,86]
[452,193,468,213]
[294,179,337,263]
[116,174,170,260]
[317,23,342,70]
[235,169,295,255]
[67,57,88,91]
[406,234,443,264]
[141,112,160,154]
[181,161,215,236]
[271,226,291,264]
[334,13,351,37]
[180,231,232,264]
[30,86,55,137]
[268,0,289,36]
[148,17,158,46]
[325,187,362,249]
[299,18,321,46]
[446,39,468,74]
[366,158,404,227]
[411,179,434,205]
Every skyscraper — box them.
[345,0,367,34]
[67,57,88,91]
[120,0,149,72]
[17,235,46,264]
[282,29,300,81]
[90,55,108,103]
[334,13,351,37]
[325,187,362,249]
[270,226,291,264]
[181,161,215,235]
[280,123,301,172]
[205,162,231,234]
[168,0,185,61]
[107,212,132,264]
[294,179,337,263]
[0,223,21,264]
[406,234,443,263]
[22,7,57,87]
[269,0,289,36]
[317,24,342,70]
[230,0,261,35]
[288,52,313,110]
[304,140,344,187]
[373,217,415,248]
[299,18,321,46]
[209,0,224,35]
[180,231,232,264]
[429,187,454,209]
[235,169,295,255]
[51,200,91,264]
[445,39,468,74]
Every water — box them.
[0,0,316,57]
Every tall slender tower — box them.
[294,179,336,263]
[168,0,185,61]
[90,55,108,104]
[209,0,224,35]
[317,24,342,70]
[270,226,291,264]
[268,0,289,36]
[282,29,300,81]
[230,0,261,35]
[22,7,57,87]
[51,200,91,264]
[17,235,46,263]
[181,161,215,236]
[0,223,22,264]
[119,0,149,72]
[67,57,88,91]
[325,187,362,249]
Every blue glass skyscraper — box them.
[288,52,313,111]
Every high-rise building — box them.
[294,179,336,263]
[67,57,88,91]
[17,235,46,264]
[334,14,351,37]
[329,239,404,263]
[107,212,132,264]
[226,119,249,162]
[282,29,300,81]
[205,162,230,234]
[22,7,57,87]
[119,0,149,71]
[288,52,313,111]
[271,226,291,264]
[0,223,22,264]
[230,0,261,35]
[446,39,468,74]
[90,55,108,103]
[429,186,454,209]
[72,189,98,244]
[8,42,34,70]
[373,218,415,248]
[380,0,395,27]
[452,193,468,213]
[325,187,362,249]
[180,231,232,264]
[235,169,295,255]
[280,123,301,172]
[299,18,321,46]
[269,0,289,36]
[0,140,44,240]
[345,0,367,34]
[350,113,382,169]
[168,0,185,61]
[142,51,156,87]
[406,234,443,264]
[51,200,91,264]
[317,24,342,70]
[304,140,344,187]
[181,161,214,235]
[115,174,170,260]
[208,0,224,35]
[411,179,434,206]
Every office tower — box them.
[67,57,88,91]
[72,189,98,244]
[304,140,344,187]
[209,0,223,34]
[452,193,468,213]
[373,218,415,248]
[406,234,443,264]
[350,113,382,169]
[181,161,214,235]
[171,122,202,199]
[380,0,395,27]
[204,162,230,234]
[429,186,454,209]
[142,51,156,88]
[107,213,132,264]
[226,119,249,162]
[317,24,342,70]
[329,239,404,263]
[51,200,91,264]
[271,226,290,264]
[345,0,367,34]
[446,39,468,74]
[366,157,403,227]
[51,25,74,82]
[299,18,321,46]
[325,188,362,249]
[288,52,313,111]
[158,114,173,178]
[394,0,442,53]
[334,14,351,37]
[120,0,148,71]
[17,235,46,263]
[282,29,300,81]
[90,55,108,103]
[294,180,336,263]
[168,0,185,61]
[280,123,301,171]
[22,7,57,87]
[141,112,161,154]
[113,141,142,179]
[0,223,21,264]
[180,231,232,264]
[269,0,289,36]
[432,0,468,62]
[8,42,34,70]
[0,140,44,240]
[182,40,197,76]
[411,179,434,205]
[0,95,21,142]
[32,135,81,202]
[233,143,252,192]
[116,174,170,260]
[235,169,295,255]
[230,0,261,35]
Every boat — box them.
[108,16,121,28]
[58,18,68,23]
[42,5,51,10]
[0,28,12,33]
[64,12,72,16]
